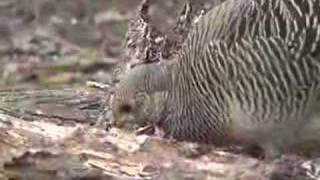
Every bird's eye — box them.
[119,104,132,113]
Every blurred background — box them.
[0,0,216,90]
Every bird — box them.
[111,0,320,159]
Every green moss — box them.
[111,21,128,37]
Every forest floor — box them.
[0,0,319,179]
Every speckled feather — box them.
[112,0,320,157]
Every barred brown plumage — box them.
[111,0,320,158]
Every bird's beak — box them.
[111,114,136,130]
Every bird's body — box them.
[112,0,320,158]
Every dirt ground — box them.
[0,0,319,179]
[0,0,187,88]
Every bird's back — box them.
[164,0,320,155]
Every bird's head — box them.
[111,63,170,131]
